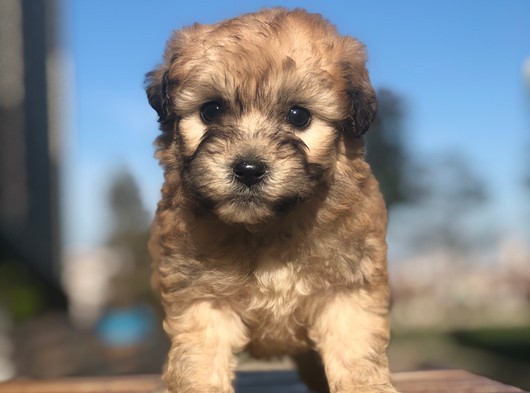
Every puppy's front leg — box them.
[162,301,248,393]
[310,291,398,393]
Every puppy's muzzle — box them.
[232,158,267,187]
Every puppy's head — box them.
[146,8,376,225]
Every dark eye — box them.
[200,101,223,123]
[287,106,311,129]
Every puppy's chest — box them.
[238,254,321,326]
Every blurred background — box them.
[0,0,529,389]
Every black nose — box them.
[232,159,267,187]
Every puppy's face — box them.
[147,9,376,225]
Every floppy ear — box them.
[341,39,377,138]
[145,24,214,131]
[348,78,377,138]
[145,67,174,129]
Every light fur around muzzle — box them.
[146,7,397,393]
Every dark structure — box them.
[0,0,65,307]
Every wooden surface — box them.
[0,369,526,393]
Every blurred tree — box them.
[365,88,490,252]
[366,88,420,210]
[108,170,150,236]
[409,153,489,256]
[105,168,152,306]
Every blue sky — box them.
[62,0,530,251]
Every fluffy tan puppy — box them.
[146,8,397,393]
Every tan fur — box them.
[146,7,397,393]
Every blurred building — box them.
[0,0,65,306]
[389,237,530,330]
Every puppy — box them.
[146,8,397,393]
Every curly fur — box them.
[146,7,397,393]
